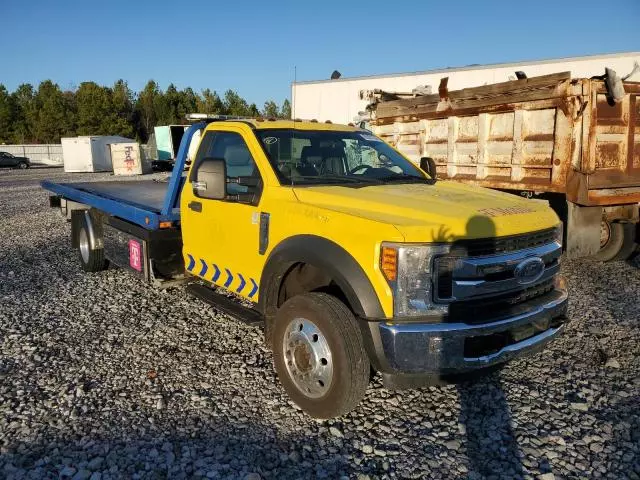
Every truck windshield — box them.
[255,129,428,186]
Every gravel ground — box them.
[0,167,638,480]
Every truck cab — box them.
[44,118,568,418]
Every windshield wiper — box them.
[290,175,383,185]
[374,174,431,184]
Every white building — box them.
[291,52,640,125]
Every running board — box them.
[187,283,264,326]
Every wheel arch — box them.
[258,235,384,322]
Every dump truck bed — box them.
[370,72,640,206]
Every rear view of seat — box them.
[224,144,255,194]
[224,144,255,177]
[299,146,321,176]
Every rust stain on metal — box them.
[596,96,626,126]
[627,94,637,175]
[370,73,640,207]
[596,143,621,169]
[523,133,555,142]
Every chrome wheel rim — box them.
[79,227,90,263]
[283,317,333,398]
[600,220,611,248]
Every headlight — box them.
[554,222,564,248]
[381,243,450,318]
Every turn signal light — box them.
[381,246,398,282]
[159,221,173,229]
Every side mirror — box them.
[420,157,437,182]
[192,157,226,200]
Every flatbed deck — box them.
[55,180,169,213]
[41,122,206,230]
[41,178,181,230]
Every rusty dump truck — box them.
[366,71,640,260]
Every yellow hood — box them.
[293,181,560,242]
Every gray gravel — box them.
[1,167,639,479]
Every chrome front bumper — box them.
[366,284,568,377]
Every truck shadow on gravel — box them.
[432,216,527,478]
[457,373,525,479]
[0,417,354,479]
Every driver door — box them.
[181,128,264,302]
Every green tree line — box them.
[0,79,291,144]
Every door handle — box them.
[188,201,202,212]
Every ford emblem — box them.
[513,257,545,285]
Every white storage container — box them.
[110,143,152,175]
[61,136,134,172]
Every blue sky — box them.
[1,0,638,106]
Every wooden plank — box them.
[376,72,570,107]
[378,72,571,108]
[375,85,566,118]
[375,98,571,128]
[374,72,571,119]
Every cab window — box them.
[192,131,261,196]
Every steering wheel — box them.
[349,164,372,175]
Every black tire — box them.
[76,220,108,272]
[594,221,637,262]
[17,162,29,169]
[272,292,370,419]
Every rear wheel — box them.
[76,219,108,272]
[594,220,637,261]
[272,292,370,419]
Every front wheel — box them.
[272,292,370,419]
[17,162,29,169]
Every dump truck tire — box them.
[272,292,370,419]
[76,219,108,272]
[595,221,637,262]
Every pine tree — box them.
[135,80,160,141]
[280,99,292,119]
[0,85,14,144]
[10,84,36,143]
[263,100,279,118]
[33,80,71,143]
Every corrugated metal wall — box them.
[292,52,640,124]
[0,145,63,165]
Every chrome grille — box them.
[448,280,557,324]
[434,230,562,322]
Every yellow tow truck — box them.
[44,116,568,418]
